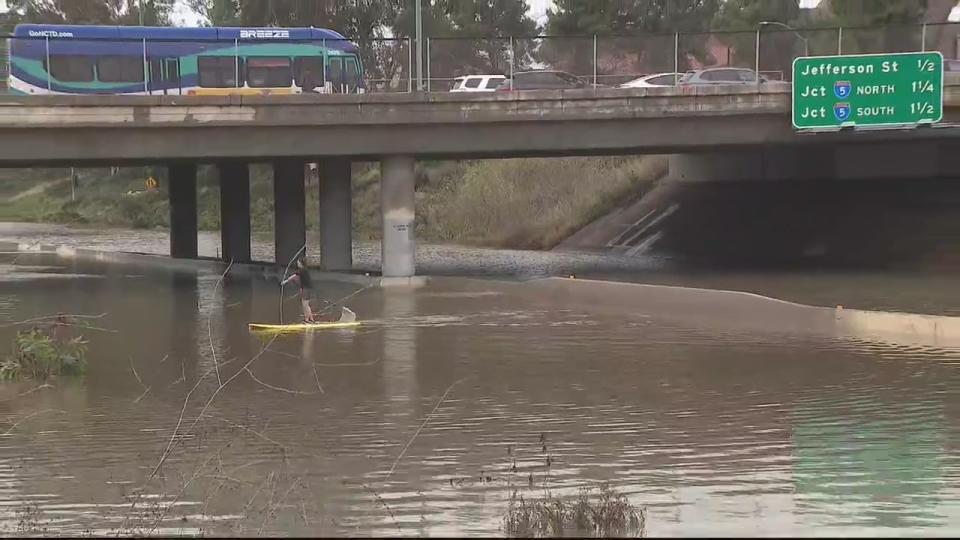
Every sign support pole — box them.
[754,29,761,90]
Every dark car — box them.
[496,70,598,91]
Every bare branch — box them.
[144,437,235,533]
[266,346,382,368]
[209,258,234,387]
[315,356,383,368]
[2,409,66,436]
[0,383,55,404]
[0,312,108,329]
[384,378,466,482]
[145,333,280,486]
[260,477,302,536]
[129,355,152,405]
[200,414,289,451]
[361,483,403,534]
[314,284,375,319]
[310,362,325,394]
[19,383,55,395]
[243,367,318,396]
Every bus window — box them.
[165,59,180,83]
[198,56,239,87]
[328,57,343,92]
[294,56,324,90]
[46,55,94,82]
[150,59,163,83]
[345,57,360,90]
[150,58,182,94]
[247,57,291,88]
[97,56,145,83]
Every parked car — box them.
[679,67,790,89]
[620,72,681,88]
[496,70,602,91]
[450,74,506,92]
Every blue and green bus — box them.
[9,24,364,96]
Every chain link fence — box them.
[0,21,957,95]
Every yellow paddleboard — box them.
[248,321,361,333]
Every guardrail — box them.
[0,21,957,94]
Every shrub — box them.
[503,483,646,538]
[421,156,667,249]
[1,327,87,382]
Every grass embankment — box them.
[0,156,667,250]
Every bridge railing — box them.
[0,22,957,95]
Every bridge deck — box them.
[0,84,959,165]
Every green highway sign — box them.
[792,51,943,130]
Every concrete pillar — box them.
[319,158,353,271]
[218,161,251,263]
[273,159,306,266]
[168,163,197,259]
[380,155,416,277]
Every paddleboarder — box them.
[281,257,316,323]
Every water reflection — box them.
[171,271,199,389]
[792,396,949,529]
[383,287,418,406]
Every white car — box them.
[620,72,681,88]
[450,75,507,92]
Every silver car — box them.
[450,75,506,92]
[679,67,790,89]
[620,72,682,88]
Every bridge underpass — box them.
[4,85,960,277]
[564,139,960,267]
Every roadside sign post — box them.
[792,52,943,130]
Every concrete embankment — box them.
[0,240,390,286]
[505,277,960,350]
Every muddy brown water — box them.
[0,223,957,536]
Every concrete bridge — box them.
[3,84,960,277]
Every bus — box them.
[9,24,364,96]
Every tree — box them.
[542,0,720,78]
[816,0,928,54]
[6,0,174,26]
[925,0,960,58]
[186,0,240,26]
[712,0,801,79]
[5,0,121,24]
[824,0,926,25]
[120,0,175,25]
[442,0,537,74]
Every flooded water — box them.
[0,237,957,536]
[3,221,960,316]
